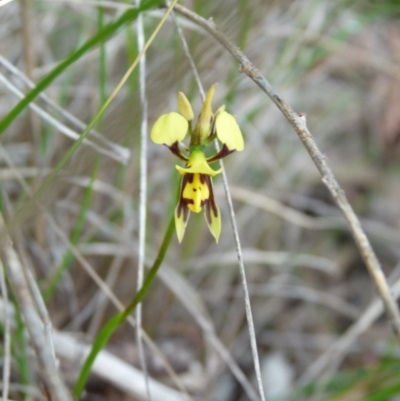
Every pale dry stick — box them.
[0,55,130,163]
[0,261,10,401]
[217,155,267,401]
[0,215,72,401]
[0,73,126,163]
[134,2,151,400]
[189,249,338,275]
[173,3,400,340]
[171,12,265,401]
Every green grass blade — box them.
[73,214,175,399]
[8,286,32,386]
[0,0,161,134]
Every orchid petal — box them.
[203,176,221,243]
[176,149,221,176]
[215,111,244,151]
[150,112,188,146]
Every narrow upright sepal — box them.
[178,92,194,121]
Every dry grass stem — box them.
[135,0,151,399]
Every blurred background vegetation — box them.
[1,0,400,400]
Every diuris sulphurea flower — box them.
[150,84,244,243]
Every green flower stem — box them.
[73,214,175,399]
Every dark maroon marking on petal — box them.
[199,174,207,184]
[177,175,190,220]
[182,202,189,222]
[180,173,195,207]
[177,196,190,222]
[207,144,235,163]
[167,142,189,161]
[193,188,197,192]
[186,173,194,183]
[204,176,219,218]
[204,199,211,223]
[203,176,215,224]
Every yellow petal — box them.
[174,200,190,243]
[195,83,217,141]
[206,204,221,243]
[182,173,209,213]
[176,149,221,176]
[215,111,244,151]
[178,92,194,121]
[150,112,188,146]
[203,177,221,243]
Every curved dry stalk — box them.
[173,3,400,341]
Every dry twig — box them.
[173,3,400,340]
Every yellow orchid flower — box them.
[150,84,244,243]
